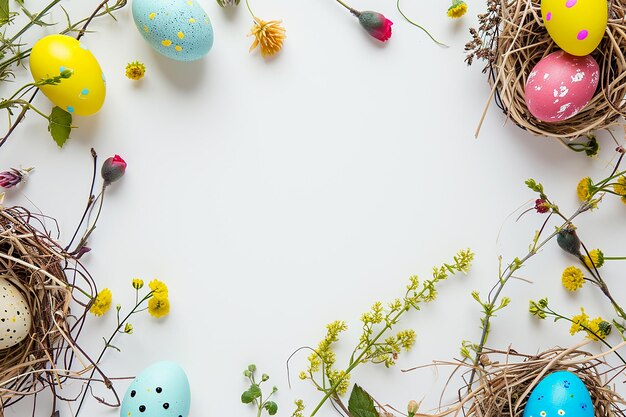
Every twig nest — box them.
[467,0,626,140]
[0,206,94,410]
[425,345,626,417]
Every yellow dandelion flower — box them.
[569,308,588,335]
[90,288,112,316]
[132,278,144,290]
[249,17,286,58]
[125,61,146,80]
[149,279,168,297]
[585,317,610,341]
[148,296,170,318]
[583,249,604,269]
[576,177,593,202]
[614,176,626,195]
[561,266,584,291]
[447,0,468,18]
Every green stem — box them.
[1,0,64,54]
[245,0,255,18]
[335,0,358,14]
[605,256,626,260]
[396,0,448,47]
[74,185,106,253]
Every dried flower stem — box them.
[396,0,448,47]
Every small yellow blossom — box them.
[298,371,307,380]
[148,296,170,318]
[149,279,168,298]
[583,249,604,269]
[576,177,593,202]
[90,288,112,316]
[124,323,134,334]
[614,176,626,195]
[585,317,610,341]
[125,61,146,80]
[132,278,144,290]
[569,308,588,335]
[249,17,286,58]
[561,266,584,291]
[447,0,468,18]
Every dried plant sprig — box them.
[295,249,474,416]
[464,146,626,388]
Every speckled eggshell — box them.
[523,371,593,417]
[132,0,214,61]
[541,0,607,56]
[29,34,106,116]
[0,278,32,350]
[120,361,190,417]
[524,50,599,122]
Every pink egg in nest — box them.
[524,50,599,122]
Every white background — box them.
[1,0,626,416]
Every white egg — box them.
[0,278,32,350]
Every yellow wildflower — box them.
[149,279,168,298]
[569,308,588,335]
[583,249,604,269]
[124,323,134,334]
[447,0,468,18]
[561,266,584,291]
[585,317,610,341]
[249,17,286,58]
[576,177,593,201]
[614,176,626,195]
[125,61,146,80]
[148,296,170,318]
[90,288,112,316]
[132,278,144,290]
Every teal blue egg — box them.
[120,361,191,417]
[132,0,213,61]
[523,371,593,417]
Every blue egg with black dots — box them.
[523,371,593,417]
[132,0,213,61]
[120,361,190,417]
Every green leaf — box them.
[264,401,278,415]
[348,384,379,417]
[241,384,262,404]
[48,106,72,147]
[0,0,9,26]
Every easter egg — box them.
[0,278,32,350]
[541,0,607,56]
[121,361,190,417]
[524,50,599,122]
[132,0,214,61]
[29,35,106,116]
[523,371,593,417]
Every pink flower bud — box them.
[0,168,33,189]
[355,11,393,42]
[101,155,127,185]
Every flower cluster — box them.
[90,288,113,316]
[125,61,146,80]
[447,0,468,18]
[561,266,584,291]
[614,175,626,204]
[529,299,611,341]
[148,279,170,318]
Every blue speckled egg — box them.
[120,361,190,417]
[132,0,213,61]
[523,371,593,417]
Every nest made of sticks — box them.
[466,0,626,141]
[422,342,626,417]
[0,206,96,414]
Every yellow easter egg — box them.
[29,35,106,116]
[541,0,607,56]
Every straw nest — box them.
[419,342,626,417]
[466,0,626,141]
[0,206,96,414]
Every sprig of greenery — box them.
[241,365,279,417]
[465,146,626,387]
[299,249,474,416]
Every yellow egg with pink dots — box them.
[541,0,607,56]
[29,35,106,116]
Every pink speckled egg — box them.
[524,50,599,122]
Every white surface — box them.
[1,0,625,416]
